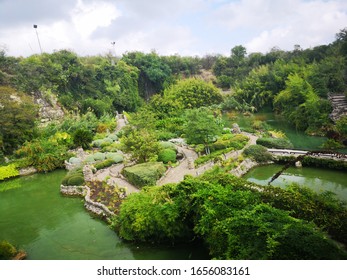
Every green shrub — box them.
[243,145,273,163]
[0,164,19,181]
[105,153,123,163]
[92,139,105,148]
[67,175,85,186]
[107,133,118,141]
[0,240,17,260]
[94,159,115,170]
[122,162,166,188]
[302,156,347,170]
[210,134,249,152]
[93,152,106,161]
[102,142,121,153]
[114,174,347,259]
[68,157,82,165]
[61,168,84,186]
[256,137,294,149]
[158,149,177,163]
[320,139,344,150]
[159,141,177,150]
[84,155,95,163]
[156,131,177,141]
[73,128,93,149]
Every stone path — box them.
[157,132,258,186]
[91,115,260,192]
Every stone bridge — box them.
[267,148,347,161]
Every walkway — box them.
[157,132,258,186]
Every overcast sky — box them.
[0,0,346,57]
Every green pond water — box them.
[0,170,208,260]
[226,111,327,150]
[243,164,347,202]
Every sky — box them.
[0,0,346,57]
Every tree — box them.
[0,86,38,154]
[164,78,223,109]
[122,51,172,100]
[104,60,141,112]
[121,129,161,163]
[184,108,222,154]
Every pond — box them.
[225,111,327,150]
[0,170,208,260]
[243,164,347,202]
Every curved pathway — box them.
[157,132,258,186]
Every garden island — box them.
[1,28,347,260]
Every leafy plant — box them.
[0,164,19,181]
[73,128,93,149]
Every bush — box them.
[84,155,95,163]
[159,141,177,150]
[122,162,166,188]
[107,133,118,141]
[105,153,123,163]
[61,168,84,186]
[67,175,85,186]
[68,157,82,165]
[73,128,93,149]
[256,137,294,149]
[158,149,177,163]
[94,159,115,170]
[302,156,347,170]
[15,139,69,172]
[0,164,19,181]
[243,145,273,163]
[93,152,106,161]
[210,134,249,152]
[320,139,344,150]
[114,174,347,259]
[0,240,17,260]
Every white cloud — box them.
[0,0,346,56]
[213,0,347,53]
[71,0,120,39]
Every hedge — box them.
[94,159,115,170]
[122,162,166,188]
[256,137,294,149]
[243,145,273,163]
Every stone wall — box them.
[60,184,114,217]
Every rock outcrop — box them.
[32,91,64,125]
[328,93,347,122]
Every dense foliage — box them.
[113,174,347,259]
[0,86,38,154]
